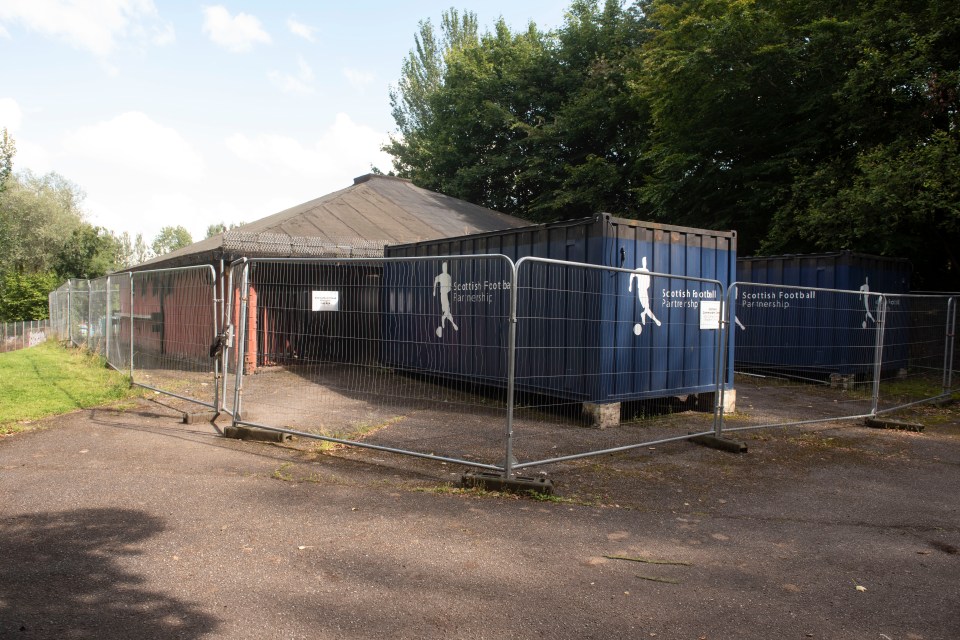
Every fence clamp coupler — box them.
[209,332,227,359]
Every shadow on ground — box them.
[0,508,220,638]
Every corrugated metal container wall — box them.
[383,214,737,404]
[735,252,912,374]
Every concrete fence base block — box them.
[182,411,219,425]
[461,471,554,495]
[690,434,748,453]
[223,425,292,442]
[583,402,621,429]
[695,390,737,414]
[864,417,924,433]
[829,373,856,390]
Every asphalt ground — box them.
[1,397,958,640]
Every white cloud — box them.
[286,17,315,42]
[269,56,315,95]
[0,0,173,57]
[225,113,394,180]
[0,97,23,131]
[343,67,375,91]
[202,5,270,53]
[62,111,205,182]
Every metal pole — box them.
[713,285,732,436]
[943,297,956,395]
[211,266,220,412]
[105,276,112,364]
[67,280,73,346]
[215,258,225,412]
[221,264,234,415]
[87,280,92,351]
[503,258,519,478]
[231,262,251,426]
[870,295,887,416]
[129,273,135,381]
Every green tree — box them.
[53,224,122,279]
[151,226,192,256]
[0,170,86,275]
[118,231,152,268]
[0,271,59,322]
[762,0,960,287]
[385,8,481,187]
[0,128,14,192]
[387,2,652,222]
[205,221,244,238]
[524,0,652,220]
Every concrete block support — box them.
[696,389,737,414]
[583,402,621,429]
[830,373,856,390]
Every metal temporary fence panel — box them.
[50,283,70,340]
[734,281,899,377]
[130,266,219,409]
[68,279,89,348]
[875,293,955,413]
[87,276,110,358]
[229,257,512,471]
[1,321,50,353]
[726,282,886,435]
[724,284,955,436]
[509,258,727,470]
[106,274,131,373]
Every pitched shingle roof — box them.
[131,174,528,270]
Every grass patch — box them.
[0,341,137,435]
[880,375,954,403]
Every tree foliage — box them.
[0,271,59,322]
[151,226,193,256]
[387,0,960,288]
[205,221,244,238]
[0,170,86,275]
[0,128,14,192]
[118,231,152,268]
[0,165,124,319]
[53,225,122,280]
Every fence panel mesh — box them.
[0,321,50,353]
[509,258,727,470]
[49,285,70,340]
[106,274,131,373]
[229,257,512,469]
[876,294,955,412]
[723,283,954,435]
[130,266,219,408]
[38,262,958,477]
[88,276,110,357]
[67,279,89,348]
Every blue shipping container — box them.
[382,214,737,406]
[735,252,912,375]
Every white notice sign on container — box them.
[700,300,721,330]
[312,291,339,312]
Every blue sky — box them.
[0,1,570,243]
